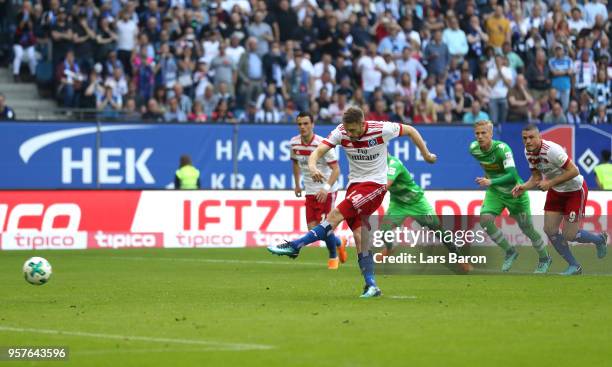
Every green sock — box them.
[515,214,549,258]
[483,220,513,253]
[522,225,549,259]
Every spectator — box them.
[188,101,207,122]
[589,69,611,119]
[164,97,187,122]
[116,9,138,77]
[568,7,588,35]
[396,45,427,88]
[238,37,265,105]
[72,12,96,71]
[487,54,512,123]
[367,98,389,120]
[584,0,607,28]
[313,53,336,82]
[97,83,122,119]
[106,67,128,100]
[463,99,490,124]
[285,49,312,113]
[453,82,473,122]
[193,60,211,100]
[328,93,348,124]
[0,93,16,120]
[262,42,287,87]
[123,98,140,121]
[413,89,437,123]
[255,96,282,123]
[226,33,246,66]
[273,0,298,43]
[566,100,582,124]
[442,15,468,59]
[548,44,573,111]
[50,7,73,67]
[502,41,523,73]
[238,101,258,123]
[142,98,164,122]
[171,84,192,117]
[211,42,237,96]
[525,49,551,100]
[156,43,178,89]
[132,45,156,103]
[424,30,450,78]
[507,74,533,122]
[248,11,274,57]
[378,23,407,58]
[594,150,612,190]
[56,50,84,108]
[573,49,598,95]
[13,1,37,82]
[543,101,568,124]
[388,100,409,123]
[358,42,384,101]
[466,15,488,75]
[438,100,455,123]
[379,50,398,99]
[210,99,236,123]
[256,83,284,111]
[592,105,609,124]
[485,5,510,50]
[174,155,200,190]
[198,85,219,117]
[96,17,118,63]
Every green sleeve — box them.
[387,159,402,182]
[490,167,520,185]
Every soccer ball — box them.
[23,257,52,285]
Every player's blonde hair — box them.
[474,120,493,130]
[342,106,364,125]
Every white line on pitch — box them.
[82,255,357,268]
[388,295,418,300]
[73,348,224,355]
[0,326,274,351]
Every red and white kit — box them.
[323,121,402,229]
[525,139,587,219]
[290,134,339,223]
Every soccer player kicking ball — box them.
[470,120,552,273]
[290,112,347,269]
[380,154,471,273]
[268,107,437,298]
[512,124,608,275]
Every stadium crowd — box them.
[0,0,610,123]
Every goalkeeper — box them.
[469,120,551,273]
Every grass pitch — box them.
[1,248,611,367]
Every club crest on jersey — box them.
[368,139,377,147]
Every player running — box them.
[380,154,471,273]
[268,106,437,298]
[290,112,347,270]
[512,124,608,275]
[470,120,552,273]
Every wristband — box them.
[323,183,331,191]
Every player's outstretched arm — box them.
[308,144,332,183]
[399,124,437,163]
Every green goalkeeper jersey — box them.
[387,155,424,205]
[469,140,523,197]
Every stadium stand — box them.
[0,0,610,123]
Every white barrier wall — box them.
[0,191,610,249]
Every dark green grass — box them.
[0,248,611,367]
